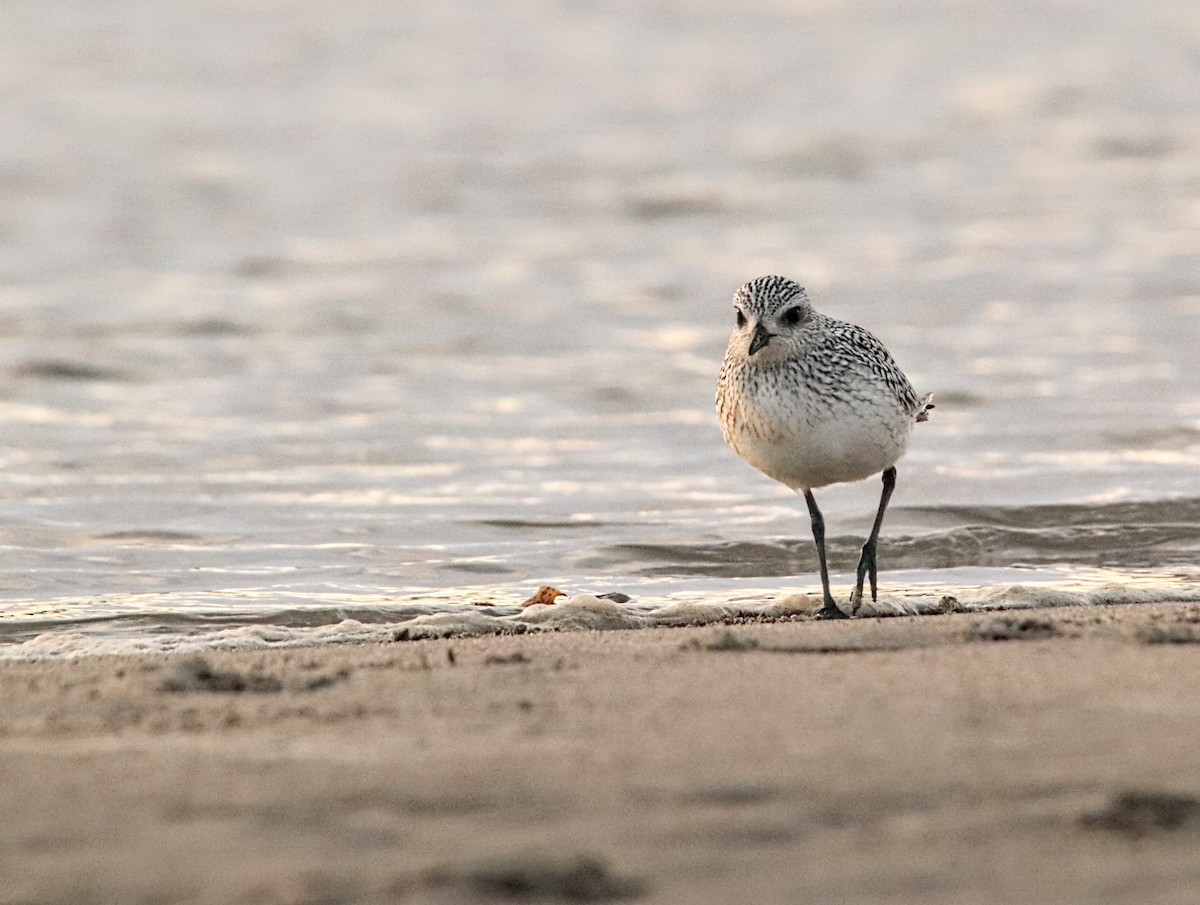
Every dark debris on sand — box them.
[967,615,1060,642]
[14,359,130,382]
[425,855,646,902]
[1136,624,1200,645]
[484,651,532,666]
[159,656,283,694]
[1080,790,1200,838]
[394,624,531,642]
[696,631,761,652]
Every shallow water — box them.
[1,0,1198,657]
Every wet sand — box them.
[6,604,1200,904]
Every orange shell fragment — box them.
[521,585,565,607]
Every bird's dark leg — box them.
[851,467,897,613]
[803,489,847,619]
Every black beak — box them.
[748,324,773,356]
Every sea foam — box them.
[2,583,1198,660]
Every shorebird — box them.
[716,275,933,618]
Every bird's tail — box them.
[915,392,935,423]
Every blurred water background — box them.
[1,0,1197,656]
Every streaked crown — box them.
[734,275,810,316]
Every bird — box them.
[716,275,933,619]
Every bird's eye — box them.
[783,307,803,326]
[736,310,746,328]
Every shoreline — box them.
[7,602,1200,903]
[4,578,1199,661]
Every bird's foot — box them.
[813,602,849,620]
[852,541,879,614]
[848,587,864,616]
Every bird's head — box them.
[727,275,817,362]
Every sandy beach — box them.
[2,0,1198,901]
[7,603,1200,904]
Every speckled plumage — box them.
[715,275,932,617]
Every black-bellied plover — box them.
[716,275,933,619]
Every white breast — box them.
[724,390,913,492]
